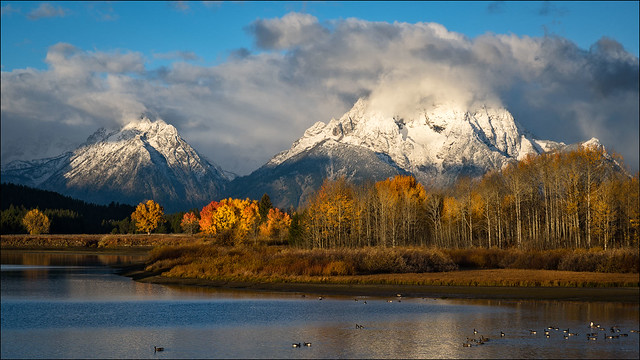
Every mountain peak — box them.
[230,96,570,208]
[2,117,228,212]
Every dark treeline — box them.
[1,183,134,234]
[295,146,639,251]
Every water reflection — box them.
[1,252,639,359]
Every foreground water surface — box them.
[1,251,638,359]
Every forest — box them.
[298,146,638,251]
[0,183,134,234]
[2,146,639,254]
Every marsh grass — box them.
[443,247,639,273]
[144,244,639,288]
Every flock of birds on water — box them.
[462,322,639,348]
[152,294,638,354]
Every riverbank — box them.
[122,267,639,303]
[4,235,638,302]
[0,233,201,250]
[118,259,639,303]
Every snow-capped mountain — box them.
[1,115,230,212]
[228,97,571,208]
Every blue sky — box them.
[2,1,638,71]
[1,1,639,174]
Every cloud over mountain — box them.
[2,13,638,174]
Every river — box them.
[1,250,638,359]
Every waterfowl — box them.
[563,328,569,333]
[545,334,550,338]
[588,336,598,341]
[630,329,639,333]
[318,296,323,300]
[154,346,164,352]
[462,342,472,347]
[387,300,393,303]
[473,329,478,334]
[304,342,312,347]
[292,343,301,348]
[544,330,550,335]
[529,330,537,335]
[563,335,569,339]
[569,332,578,336]
[620,333,628,337]
[363,301,367,304]
[356,324,364,329]
[500,331,505,337]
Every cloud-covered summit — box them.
[2,12,638,175]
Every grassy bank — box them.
[0,233,202,250]
[141,244,639,289]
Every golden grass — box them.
[143,244,639,288]
[325,269,639,288]
[0,233,203,249]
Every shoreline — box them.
[120,264,640,303]
[3,242,638,303]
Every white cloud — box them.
[2,13,638,174]
[27,2,68,20]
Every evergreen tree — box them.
[258,193,273,223]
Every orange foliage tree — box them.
[259,208,292,241]
[180,212,199,234]
[131,200,164,235]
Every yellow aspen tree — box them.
[212,200,238,234]
[22,208,51,235]
[235,198,260,240]
[131,200,165,235]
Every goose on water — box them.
[292,343,301,348]
[154,346,164,352]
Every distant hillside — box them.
[1,116,230,212]
[1,182,134,234]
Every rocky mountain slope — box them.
[227,98,570,208]
[1,115,229,212]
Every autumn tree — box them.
[199,198,261,242]
[131,200,165,235]
[259,208,292,242]
[305,178,357,248]
[180,212,199,234]
[22,208,51,235]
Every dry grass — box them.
[443,247,639,273]
[0,233,202,249]
[327,269,639,288]
[144,244,639,288]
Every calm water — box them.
[1,251,638,359]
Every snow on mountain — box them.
[1,115,229,212]
[229,97,573,208]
